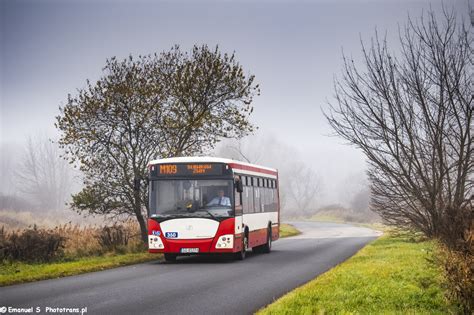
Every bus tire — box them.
[164,253,177,262]
[235,234,247,260]
[262,227,272,253]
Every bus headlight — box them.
[216,234,233,249]
[148,235,164,249]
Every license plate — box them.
[180,248,199,253]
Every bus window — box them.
[259,187,265,212]
[273,188,278,210]
[248,186,255,213]
[264,187,270,212]
[254,186,261,212]
[235,186,242,206]
[243,186,249,214]
[235,186,242,216]
[150,179,234,219]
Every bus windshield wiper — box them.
[203,209,218,220]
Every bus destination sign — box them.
[152,163,224,177]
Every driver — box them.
[207,189,231,206]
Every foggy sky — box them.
[0,0,470,202]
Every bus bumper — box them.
[148,218,239,254]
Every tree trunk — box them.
[134,206,148,244]
[133,178,148,243]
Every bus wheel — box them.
[235,235,247,260]
[164,253,177,262]
[262,227,272,253]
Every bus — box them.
[147,157,280,261]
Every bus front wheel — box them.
[235,235,247,260]
[164,253,177,262]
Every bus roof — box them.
[148,156,278,175]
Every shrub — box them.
[57,224,103,258]
[96,224,131,252]
[0,225,66,263]
[438,245,474,314]
[0,221,145,263]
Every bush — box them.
[0,221,145,263]
[57,224,103,258]
[0,225,66,263]
[96,224,131,252]
[439,245,474,314]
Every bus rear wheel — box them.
[164,253,177,262]
[262,227,272,253]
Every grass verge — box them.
[279,223,301,238]
[258,233,454,314]
[0,252,159,286]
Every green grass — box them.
[0,252,159,286]
[258,234,454,314]
[279,223,301,238]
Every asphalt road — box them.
[1,222,381,315]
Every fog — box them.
[0,0,469,224]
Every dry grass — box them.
[1,217,152,286]
[1,220,145,262]
[60,220,144,258]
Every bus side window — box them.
[242,187,247,214]
[247,178,255,213]
[235,186,242,206]
[260,187,266,212]
[264,187,270,212]
[273,187,278,210]
[254,185,260,213]
[249,186,255,213]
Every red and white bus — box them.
[147,157,280,261]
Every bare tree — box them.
[325,9,473,251]
[285,163,321,216]
[15,135,74,212]
[0,143,19,196]
[350,186,370,214]
[216,134,322,216]
[215,136,267,163]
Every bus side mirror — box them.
[235,179,243,193]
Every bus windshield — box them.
[149,179,234,219]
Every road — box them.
[1,222,381,315]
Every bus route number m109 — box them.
[160,164,177,175]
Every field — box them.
[258,233,455,314]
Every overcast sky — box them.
[0,0,470,201]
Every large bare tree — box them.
[56,45,259,242]
[15,135,74,212]
[325,9,473,250]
